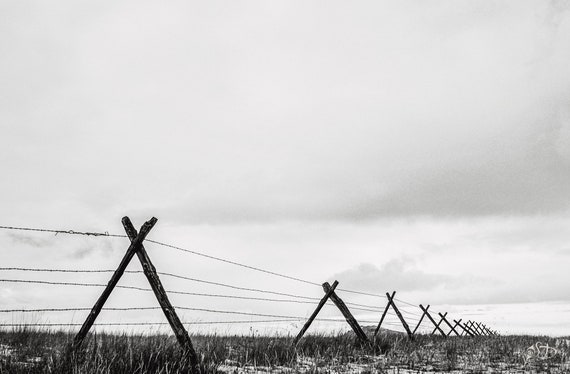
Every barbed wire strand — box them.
[0,225,124,238]
[0,268,385,311]
[0,225,387,299]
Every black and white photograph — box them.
[1,1,569,373]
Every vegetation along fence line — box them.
[0,217,499,374]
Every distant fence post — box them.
[456,320,475,337]
[374,292,413,339]
[449,318,462,336]
[420,304,445,336]
[373,291,394,337]
[475,322,487,336]
[438,312,459,336]
[294,280,369,345]
[467,320,481,336]
[386,292,413,339]
[323,282,369,344]
[293,280,339,345]
[431,312,448,335]
[412,304,429,335]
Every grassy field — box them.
[0,327,568,373]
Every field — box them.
[0,327,569,373]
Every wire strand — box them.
[0,225,124,238]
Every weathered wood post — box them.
[448,318,462,336]
[385,292,413,339]
[122,217,200,373]
[464,321,478,336]
[454,320,474,337]
[431,312,448,335]
[420,304,445,336]
[72,217,157,350]
[474,322,486,336]
[71,217,200,374]
[373,291,395,337]
[412,304,429,335]
[293,280,339,345]
[323,282,369,343]
[438,312,459,336]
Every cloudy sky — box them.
[1,0,569,336]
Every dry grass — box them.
[0,326,568,373]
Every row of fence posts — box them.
[67,217,500,374]
[292,285,498,345]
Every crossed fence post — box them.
[293,280,369,345]
[70,217,200,374]
[374,291,413,339]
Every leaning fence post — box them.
[323,282,369,344]
[431,312,448,335]
[454,320,474,337]
[420,304,445,336]
[123,217,200,373]
[72,217,157,351]
[374,291,395,337]
[464,321,478,336]
[412,304,429,335]
[438,312,459,336]
[469,320,481,336]
[293,280,339,345]
[386,292,413,339]
[475,322,486,336]
[449,319,462,336]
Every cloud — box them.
[0,0,569,227]
[8,233,52,248]
[331,258,456,294]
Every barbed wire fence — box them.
[0,221,498,340]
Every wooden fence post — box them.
[454,320,474,337]
[373,291,395,337]
[420,304,445,336]
[464,321,478,336]
[71,217,200,374]
[438,312,459,336]
[449,319,462,336]
[431,312,448,335]
[323,282,369,344]
[475,322,487,336]
[293,280,339,345]
[412,304,429,335]
[72,217,157,351]
[385,292,413,339]
[122,217,200,373]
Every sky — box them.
[1,0,569,337]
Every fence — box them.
[0,217,499,372]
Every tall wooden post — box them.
[293,280,339,345]
[323,282,369,343]
[72,217,157,351]
[71,217,200,374]
[122,217,200,373]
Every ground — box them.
[0,327,568,373]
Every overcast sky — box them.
[1,0,569,336]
